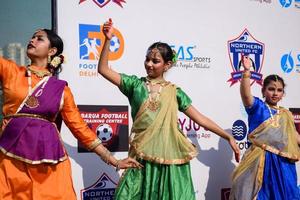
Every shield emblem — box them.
[81,173,117,200]
[227,29,265,86]
[92,0,111,7]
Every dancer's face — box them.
[263,80,284,106]
[27,30,56,61]
[144,48,169,79]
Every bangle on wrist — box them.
[115,160,120,171]
[105,149,111,164]
[100,148,112,165]
[242,71,251,79]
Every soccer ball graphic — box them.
[109,35,120,52]
[97,124,113,142]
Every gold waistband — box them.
[4,113,53,122]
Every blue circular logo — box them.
[281,53,294,73]
[232,120,247,141]
[279,0,293,8]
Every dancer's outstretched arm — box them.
[98,18,121,87]
[184,106,240,162]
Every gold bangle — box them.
[105,149,111,164]
[100,148,111,165]
[115,160,120,171]
[242,71,251,79]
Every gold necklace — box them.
[145,78,169,112]
[266,103,280,128]
[24,71,50,109]
[146,77,167,85]
[27,66,52,78]
[146,82,162,111]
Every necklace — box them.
[145,78,168,112]
[266,103,280,128]
[24,70,50,109]
[146,77,166,85]
[27,66,52,78]
[146,82,162,111]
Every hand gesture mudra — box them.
[103,18,114,40]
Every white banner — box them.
[57,1,300,199]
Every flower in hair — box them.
[172,50,178,63]
[50,54,65,68]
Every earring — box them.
[48,55,52,64]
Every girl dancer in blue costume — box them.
[230,55,300,200]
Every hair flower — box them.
[50,54,65,68]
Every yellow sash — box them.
[230,108,300,200]
[129,83,198,164]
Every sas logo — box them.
[170,44,212,70]
[79,0,126,8]
[227,29,265,86]
[280,51,300,73]
[232,120,249,150]
[79,24,124,61]
[80,173,117,200]
[170,45,195,61]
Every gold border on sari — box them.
[130,144,197,165]
[248,108,300,161]
[0,147,68,165]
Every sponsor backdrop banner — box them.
[57,1,300,199]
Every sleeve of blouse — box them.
[176,87,192,112]
[245,96,261,115]
[0,57,18,82]
[61,86,101,150]
[119,73,140,99]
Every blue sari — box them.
[230,97,300,200]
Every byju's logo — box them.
[79,24,124,61]
[280,51,300,73]
[232,120,249,150]
[80,173,117,200]
[79,0,126,8]
[227,29,265,86]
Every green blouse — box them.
[119,73,192,120]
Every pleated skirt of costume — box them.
[257,151,300,200]
[0,153,77,200]
[115,159,195,200]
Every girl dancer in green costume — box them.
[98,19,240,200]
